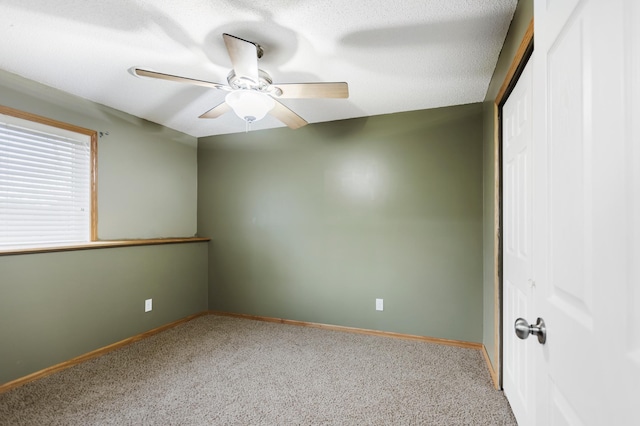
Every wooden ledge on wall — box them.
[0,237,210,256]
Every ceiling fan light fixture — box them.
[131,33,348,130]
[225,90,275,122]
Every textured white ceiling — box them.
[0,0,517,137]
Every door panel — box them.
[534,0,640,424]
[548,9,594,323]
[629,0,640,361]
[504,279,529,400]
[536,1,602,423]
[502,58,534,426]
[549,382,583,426]
[622,0,640,414]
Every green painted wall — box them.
[198,103,484,343]
[482,0,534,369]
[0,243,208,384]
[0,70,207,385]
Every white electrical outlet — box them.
[376,298,384,311]
[145,298,152,312]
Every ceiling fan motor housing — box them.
[227,69,272,91]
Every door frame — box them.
[492,19,534,389]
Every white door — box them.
[502,59,534,426]
[532,0,640,424]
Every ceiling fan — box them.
[131,33,349,129]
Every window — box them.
[0,106,97,249]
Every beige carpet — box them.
[0,315,516,425]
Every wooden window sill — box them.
[0,237,210,256]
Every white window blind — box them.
[0,114,91,248]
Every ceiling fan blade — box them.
[132,68,228,91]
[223,33,259,82]
[271,82,349,99]
[269,100,308,129]
[199,102,231,119]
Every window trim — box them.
[0,104,98,243]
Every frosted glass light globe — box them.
[225,90,276,122]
